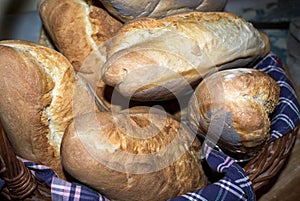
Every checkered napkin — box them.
[21,144,255,201]
[171,143,255,201]
[1,54,299,201]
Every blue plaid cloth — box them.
[1,54,299,201]
[255,54,300,139]
[171,144,255,201]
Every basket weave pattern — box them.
[0,123,51,201]
[244,128,298,191]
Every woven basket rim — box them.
[243,124,299,192]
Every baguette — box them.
[39,0,122,72]
[101,12,271,101]
[39,0,123,111]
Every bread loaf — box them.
[187,68,280,159]
[0,40,99,178]
[61,106,207,201]
[97,0,228,22]
[39,0,122,72]
[39,0,123,111]
[101,12,270,101]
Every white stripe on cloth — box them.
[235,177,253,188]
[271,130,284,138]
[258,65,284,75]
[51,182,72,200]
[74,185,82,201]
[216,180,247,201]
[239,182,253,189]
[18,157,51,170]
[52,177,109,201]
[279,97,300,115]
[219,179,245,195]
[100,196,110,201]
[235,177,250,184]
[271,114,295,130]
[182,193,208,201]
[217,157,234,173]
[277,81,297,97]
[51,179,83,201]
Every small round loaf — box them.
[187,68,280,159]
[0,40,99,178]
[61,106,207,201]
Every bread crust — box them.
[39,0,122,71]
[97,0,228,22]
[39,0,123,112]
[187,68,280,159]
[61,106,207,201]
[0,40,99,178]
[102,12,271,101]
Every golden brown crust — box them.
[97,0,228,22]
[0,40,99,178]
[61,106,207,201]
[40,0,90,70]
[0,44,53,161]
[118,12,270,57]
[187,68,280,159]
[118,11,238,33]
[102,12,271,101]
[39,0,123,113]
[39,0,122,71]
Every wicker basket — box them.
[0,122,51,201]
[243,127,299,191]
[0,28,298,200]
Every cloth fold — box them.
[255,54,300,139]
[171,144,255,201]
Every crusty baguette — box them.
[39,0,122,72]
[186,68,280,159]
[101,12,271,101]
[39,0,123,111]
[0,40,99,178]
[61,106,207,201]
[97,0,228,22]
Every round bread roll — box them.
[101,12,270,101]
[186,68,280,160]
[0,40,99,178]
[61,106,207,201]
[97,0,228,22]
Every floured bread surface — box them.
[39,0,122,71]
[97,0,228,22]
[102,12,270,101]
[0,40,98,178]
[61,106,207,201]
[39,0,123,112]
[187,68,280,159]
